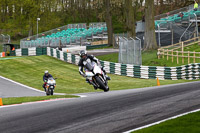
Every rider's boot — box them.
[93,85,98,90]
[105,75,111,80]
[86,79,98,90]
[42,85,46,92]
[86,78,91,84]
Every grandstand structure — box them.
[135,3,200,48]
[20,22,107,48]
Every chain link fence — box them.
[118,37,142,65]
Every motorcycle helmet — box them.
[45,70,49,74]
[79,50,87,58]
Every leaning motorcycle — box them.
[45,77,56,95]
[84,59,109,92]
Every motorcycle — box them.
[45,77,57,96]
[84,59,109,92]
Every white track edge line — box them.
[0,98,73,109]
[0,76,65,95]
[0,76,87,98]
[123,108,200,133]
[0,76,45,93]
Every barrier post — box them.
[157,78,160,86]
[0,98,3,106]
[2,52,5,57]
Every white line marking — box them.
[124,108,200,133]
[74,95,87,98]
[0,76,64,95]
[0,98,73,109]
[0,76,45,93]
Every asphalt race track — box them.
[1,81,200,133]
[0,76,45,98]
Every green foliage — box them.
[0,45,2,52]
[0,0,143,42]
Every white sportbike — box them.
[84,59,109,92]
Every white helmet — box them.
[45,70,49,74]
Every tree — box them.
[124,0,136,38]
[143,0,158,51]
[104,0,114,46]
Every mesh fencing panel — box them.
[118,37,142,65]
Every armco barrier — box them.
[11,47,200,80]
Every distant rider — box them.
[78,50,110,89]
[43,70,53,92]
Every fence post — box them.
[194,51,196,63]
[172,50,174,63]
[167,49,169,60]
[188,51,190,64]
[198,37,200,46]
[177,51,179,64]
[163,49,164,59]
[182,42,184,64]
[171,28,174,45]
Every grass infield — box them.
[0,55,194,94]
[133,111,200,133]
[97,49,200,67]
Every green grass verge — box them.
[2,95,78,105]
[97,49,200,67]
[97,52,119,63]
[133,111,200,133]
[0,44,2,52]
[181,43,200,52]
[87,45,113,51]
[0,55,194,94]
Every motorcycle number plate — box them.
[50,86,54,88]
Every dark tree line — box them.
[0,0,196,49]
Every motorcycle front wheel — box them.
[95,76,109,92]
[50,88,54,95]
